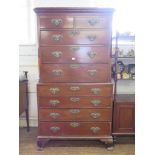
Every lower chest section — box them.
[37,83,113,137]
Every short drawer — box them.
[39,122,111,136]
[39,15,74,29]
[40,46,110,64]
[38,96,112,108]
[39,108,112,121]
[39,64,111,83]
[37,83,113,97]
[40,30,110,45]
[75,16,111,28]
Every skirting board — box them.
[19,117,38,127]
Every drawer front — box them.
[38,96,112,108]
[40,30,109,45]
[39,122,111,136]
[39,16,74,29]
[75,16,110,28]
[37,83,113,96]
[40,46,110,64]
[40,64,111,82]
[39,15,110,29]
[39,108,112,121]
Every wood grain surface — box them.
[39,63,111,82]
[37,83,113,97]
[40,46,110,64]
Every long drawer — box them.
[39,122,111,136]
[39,15,111,29]
[40,46,110,64]
[37,83,113,96]
[39,108,112,121]
[40,64,111,82]
[40,30,110,45]
[38,96,112,108]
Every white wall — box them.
[33,0,109,8]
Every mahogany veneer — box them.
[113,94,135,135]
[39,108,112,121]
[38,96,112,108]
[39,122,112,136]
[39,64,111,82]
[40,46,110,64]
[37,83,113,96]
[40,30,110,45]
[34,7,114,150]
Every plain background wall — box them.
[19,0,135,127]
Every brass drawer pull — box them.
[90,127,100,133]
[51,51,62,58]
[70,46,80,51]
[51,19,62,26]
[87,35,96,41]
[50,126,60,133]
[70,30,80,36]
[87,70,97,76]
[88,51,96,58]
[90,112,101,119]
[49,87,60,95]
[91,88,101,95]
[52,69,63,76]
[70,97,80,102]
[49,112,60,119]
[49,100,60,106]
[70,122,80,128]
[70,64,79,69]
[91,100,101,106]
[52,34,63,42]
[70,109,80,114]
[70,86,80,91]
[88,19,98,26]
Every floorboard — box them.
[19,127,135,155]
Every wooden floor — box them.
[19,127,135,155]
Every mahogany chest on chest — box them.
[34,7,114,149]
